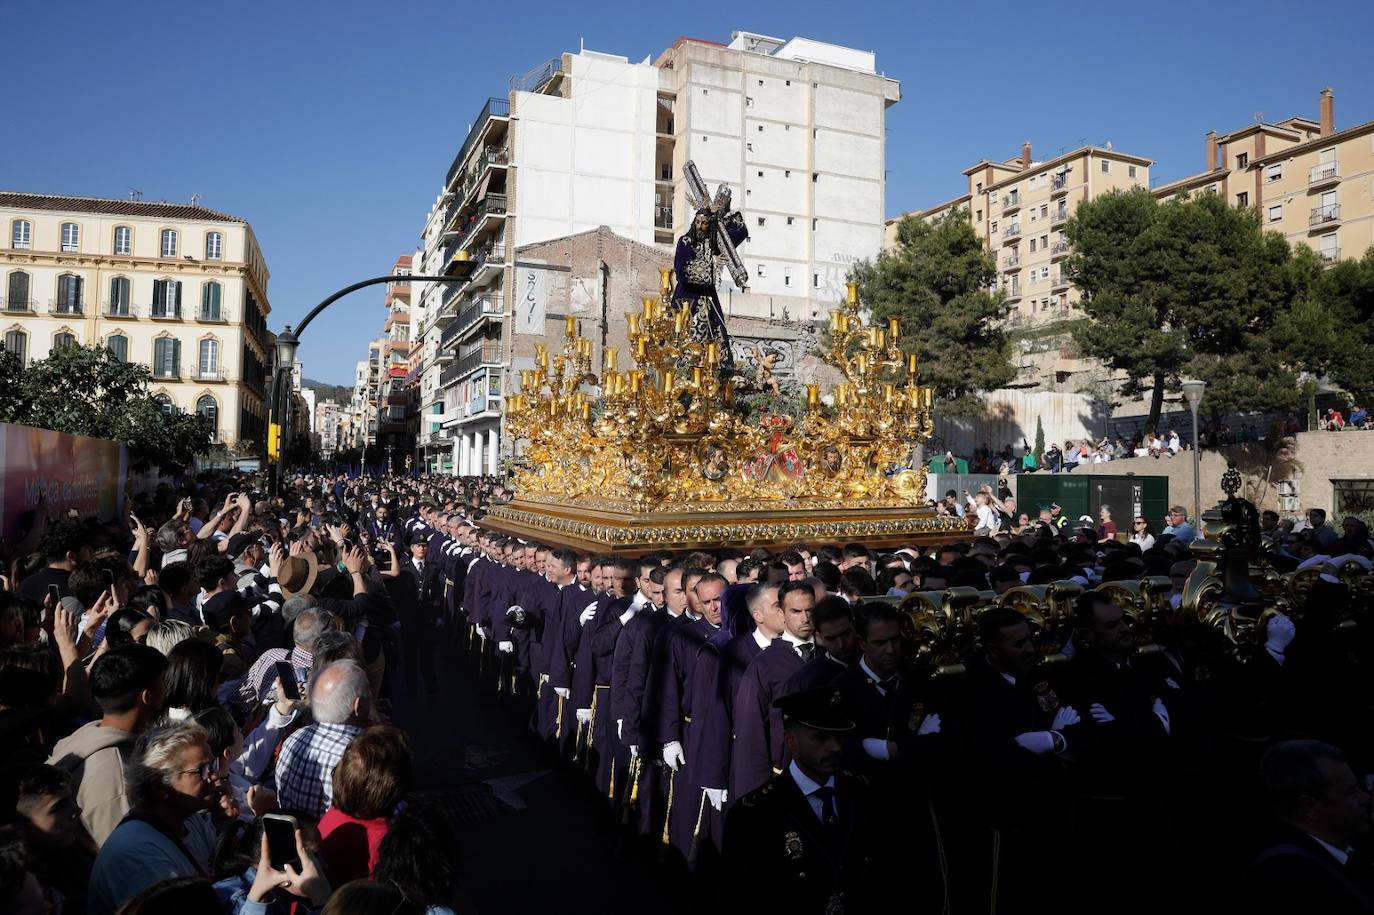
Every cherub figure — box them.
[751,346,782,398]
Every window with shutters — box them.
[109,277,131,316]
[152,279,182,318]
[61,223,79,252]
[153,338,180,378]
[201,282,222,320]
[107,334,128,362]
[154,394,174,415]
[11,220,31,250]
[56,274,83,314]
[53,332,75,350]
[199,339,219,377]
[160,229,178,258]
[113,226,132,256]
[3,330,26,364]
[205,232,223,260]
[7,272,30,312]
[197,395,218,433]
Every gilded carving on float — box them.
[488,273,945,549]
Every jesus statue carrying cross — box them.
[671,160,750,379]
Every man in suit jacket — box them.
[396,531,445,697]
[723,686,896,915]
[1245,740,1374,914]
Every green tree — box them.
[0,342,213,475]
[1066,189,1305,430]
[1272,246,1374,393]
[848,212,1015,414]
[1034,415,1045,457]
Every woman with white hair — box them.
[87,722,222,915]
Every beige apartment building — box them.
[0,192,272,450]
[1155,88,1373,267]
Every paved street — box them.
[388,640,693,915]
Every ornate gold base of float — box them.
[483,496,967,554]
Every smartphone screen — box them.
[274,661,301,701]
[103,570,115,589]
[263,815,300,870]
[48,584,61,605]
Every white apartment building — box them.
[315,399,342,455]
[0,192,272,450]
[414,30,900,475]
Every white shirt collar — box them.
[780,631,813,650]
[751,629,773,650]
[788,760,834,798]
[1309,833,1351,866]
[632,591,649,608]
[858,657,892,689]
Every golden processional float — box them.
[481,273,967,553]
[891,465,1374,676]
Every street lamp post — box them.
[1181,379,1207,525]
[266,270,473,495]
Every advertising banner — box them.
[0,424,127,543]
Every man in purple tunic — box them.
[731,581,818,800]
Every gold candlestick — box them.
[705,341,719,365]
[691,367,703,389]
[855,353,868,377]
[907,353,919,377]
[629,372,643,396]
[635,337,648,361]
[674,309,688,336]
[806,384,820,410]
[565,315,577,337]
[627,313,641,336]
[829,309,845,334]
[603,347,618,375]
[888,317,901,341]
[662,372,675,394]
[846,281,859,306]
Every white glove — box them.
[616,718,624,740]
[704,788,726,811]
[1152,697,1172,735]
[554,686,570,700]
[506,605,526,624]
[475,626,489,640]
[575,708,592,723]
[579,603,598,627]
[628,744,639,759]
[1051,706,1081,730]
[1265,613,1296,656]
[497,640,513,654]
[861,738,892,761]
[1089,703,1116,724]
[663,740,685,771]
[917,713,942,736]
[1013,731,1056,755]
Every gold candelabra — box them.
[502,270,940,516]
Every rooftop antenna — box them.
[127,187,144,201]
[1255,111,1264,123]
[190,193,201,207]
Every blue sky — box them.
[4,0,1371,384]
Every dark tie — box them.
[798,643,815,662]
[814,785,837,830]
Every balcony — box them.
[1,298,36,314]
[442,340,502,384]
[1004,254,1022,270]
[1051,173,1069,195]
[1051,206,1068,226]
[152,366,181,381]
[446,295,502,347]
[104,303,140,319]
[48,301,84,316]
[453,194,508,247]
[1002,193,1021,215]
[444,98,511,192]
[198,309,227,323]
[655,206,673,230]
[1051,272,1070,291]
[149,305,183,321]
[1051,239,1071,258]
[1320,247,1341,264]
[1309,204,1341,228]
[1005,286,1022,302]
[193,366,225,382]
[1002,222,1022,241]
[1308,162,1340,189]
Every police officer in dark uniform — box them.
[722,686,896,915]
